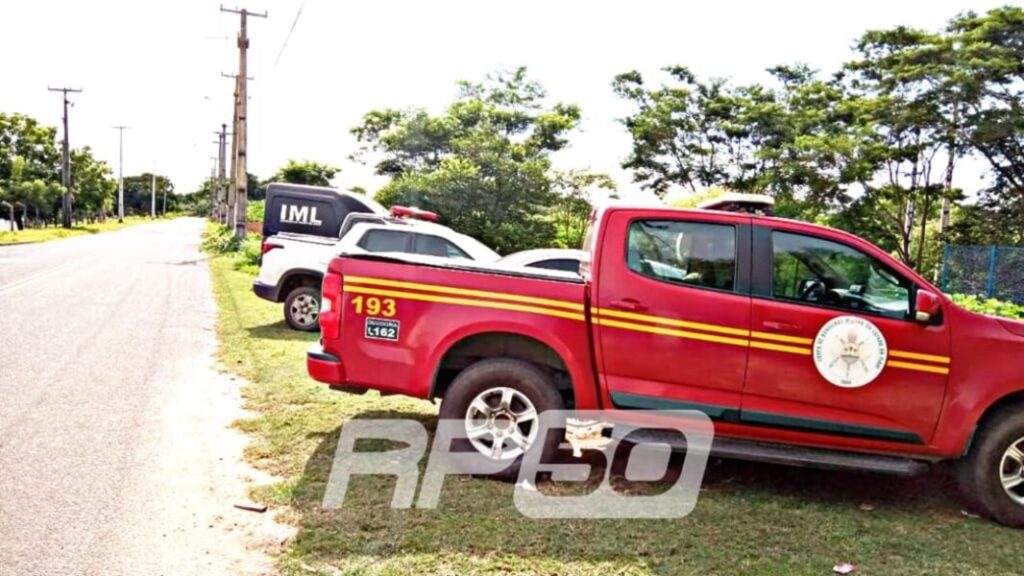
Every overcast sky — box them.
[1,0,1009,199]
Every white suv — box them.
[254,211,499,331]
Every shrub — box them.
[948,294,1024,320]
[201,224,243,254]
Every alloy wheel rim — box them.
[290,294,320,325]
[999,436,1024,506]
[464,386,538,461]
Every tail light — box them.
[261,241,282,255]
[320,271,342,340]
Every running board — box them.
[609,428,933,476]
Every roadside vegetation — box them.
[0,215,160,245]
[949,294,1024,320]
[207,243,1023,575]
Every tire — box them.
[438,358,565,482]
[955,403,1024,528]
[284,286,321,332]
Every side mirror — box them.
[914,289,942,323]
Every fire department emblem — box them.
[812,316,888,388]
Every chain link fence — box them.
[940,245,1024,304]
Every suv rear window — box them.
[414,233,470,259]
[358,229,411,253]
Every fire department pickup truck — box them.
[308,205,1024,527]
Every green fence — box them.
[940,245,1024,304]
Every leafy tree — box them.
[612,66,875,216]
[266,160,338,187]
[70,147,115,220]
[353,67,582,253]
[950,7,1024,240]
[122,173,174,216]
[549,170,614,248]
[0,113,62,227]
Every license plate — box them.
[364,318,400,341]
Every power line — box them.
[273,0,306,68]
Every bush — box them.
[235,234,262,275]
[202,223,262,275]
[949,294,1024,320]
[247,200,265,225]
[201,224,243,254]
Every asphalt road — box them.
[0,218,278,576]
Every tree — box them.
[266,160,338,187]
[122,173,174,216]
[612,66,874,217]
[951,7,1024,241]
[353,67,582,254]
[70,147,115,220]
[0,113,62,227]
[549,170,615,248]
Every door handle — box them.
[608,298,648,312]
[763,320,799,333]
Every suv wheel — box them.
[438,358,565,481]
[956,403,1024,528]
[284,286,321,331]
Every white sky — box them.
[0,0,1010,200]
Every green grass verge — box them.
[0,216,158,245]
[209,255,1022,576]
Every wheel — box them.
[438,358,565,481]
[284,286,321,331]
[956,403,1024,528]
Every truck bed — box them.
[314,251,599,408]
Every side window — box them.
[530,259,581,273]
[626,220,737,291]
[358,229,410,253]
[771,231,911,319]
[414,234,470,259]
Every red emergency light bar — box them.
[390,205,438,221]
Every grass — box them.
[0,215,158,245]
[208,254,1023,576]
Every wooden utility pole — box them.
[48,87,82,228]
[221,5,266,239]
[214,124,230,223]
[112,125,129,222]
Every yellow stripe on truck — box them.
[343,276,951,375]
[888,350,951,365]
[344,275,584,311]
[591,307,751,337]
[343,284,585,322]
[886,360,950,375]
[593,317,750,348]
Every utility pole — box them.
[112,125,129,222]
[150,170,156,218]
[221,71,253,230]
[221,5,266,239]
[213,124,230,223]
[48,86,83,228]
[219,124,228,223]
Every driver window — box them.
[771,231,912,320]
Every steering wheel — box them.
[798,279,826,302]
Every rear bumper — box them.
[252,280,280,302]
[308,344,345,383]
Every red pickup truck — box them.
[308,205,1024,527]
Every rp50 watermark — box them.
[322,410,714,519]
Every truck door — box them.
[741,225,951,447]
[593,209,752,417]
